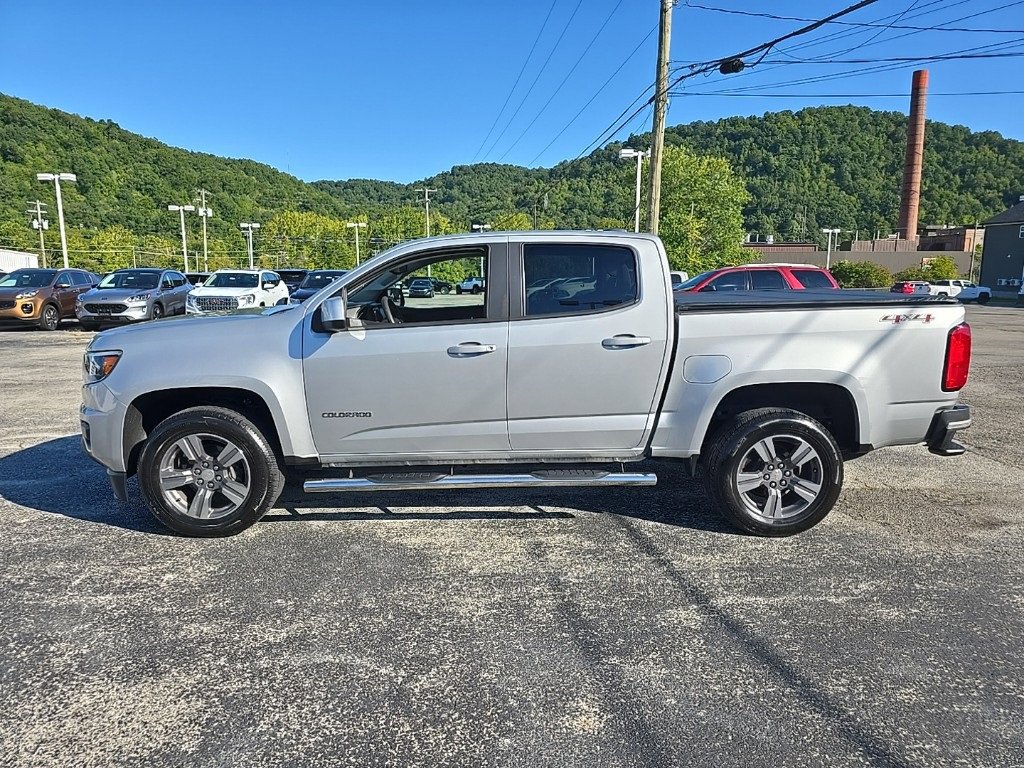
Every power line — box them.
[760,51,1024,63]
[530,0,887,210]
[480,0,586,161]
[679,37,1024,94]
[495,0,628,163]
[527,23,658,166]
[672,89,1024,97]
[681,1,1024,33]
[470,0,560,163]
[681,0,983,91]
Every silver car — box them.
[76,268,191,330]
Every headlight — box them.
[83,350,122,384]
[15,290,38,299]
[127,293,151,303]
[239,293,256,305]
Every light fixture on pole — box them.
[821,228,841,270]
[346,221,367,265]
[197,190,213,272]
[239,222,260,269]
[168,204,195,272]
[27,201,49,267]
[36,172,76,268]
[618,148,650,233]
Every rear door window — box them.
[792,269,835,289]
[749,270,789,290]
[523,244,638,317]
[71,271,91,286]
[702,271,748,292]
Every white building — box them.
[0,248,39,272]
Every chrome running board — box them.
[303,469,657,493]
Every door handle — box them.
[447,342,497,357]
[602,334,652,350]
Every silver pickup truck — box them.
[80,231,972,538]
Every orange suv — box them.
[0,268,98,331]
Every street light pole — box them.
[197,190,213,271]
[821,228,841,270]
[36,172,76,268]
[168,204,196,272]
[618,148,649,233]
[346,221,367,265]
[239,223,260,269]
[471,223,491,276]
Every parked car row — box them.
[0,260,1000,334]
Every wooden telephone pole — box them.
[647,0,674,235]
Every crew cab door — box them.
[302,243,510,459]
[506,238,672,452]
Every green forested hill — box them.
[1,91,1022,271]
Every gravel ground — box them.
[0,307,1022,768]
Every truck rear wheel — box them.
[703,408,843,537]
[138,406,284,537]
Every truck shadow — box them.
[0,436,735,536]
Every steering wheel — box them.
[380,294,402,324]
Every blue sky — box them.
[1,0,1021,183]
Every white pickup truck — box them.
[929,279,991,304]
[80,231,972,538]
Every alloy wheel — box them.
[157,433,252,520]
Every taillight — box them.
[942,323,971,392]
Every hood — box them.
[190,285,259,297]
[80,287,154,301]
[0,285,51,298]
[90,304,298,345]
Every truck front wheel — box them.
[138,406,284,537]
[703,408,843,537]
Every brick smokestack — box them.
[898,69,928,242]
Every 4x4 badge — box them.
[880,313,935,324]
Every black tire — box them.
[79,320,101,332]
[455,286,463,295]
[471,286,481,294]
[138,406,284,537]
[703,408,843,537]
[38,303,60,331]
[977,293,990,305]
[151,303,165,320]
[937,292,948,298]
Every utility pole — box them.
[618,148,649,233]
[646,0,674,235]
[27,201,49,267]
[196,190,213,271]
[418,188,437,237]
[821,228,841,270]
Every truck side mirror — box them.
[320,292,348,332]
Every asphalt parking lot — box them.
[1,306,1022,768]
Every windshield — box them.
[410,279,431,287]
[98,271,160,290]
[677,271,714,290]
[299,271,347,289]
[0,269,57,288]
[205,272,259,289]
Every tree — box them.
[829,260,892,288]
[657,145,749,273]
[924,255,960,280]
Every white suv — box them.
[456,276,485,295]
[186,269,289,314]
